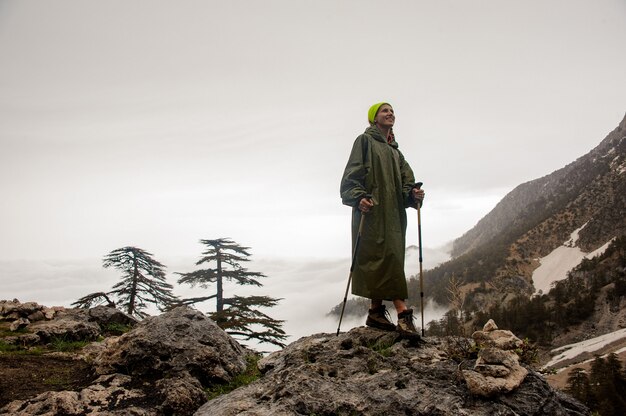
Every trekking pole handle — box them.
[413,182,423,207]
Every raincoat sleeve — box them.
[340,135,369,207]
[398,150,417,208]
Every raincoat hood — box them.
[366,126,398,148]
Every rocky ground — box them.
[195,324,587,415]
[0,354,95,408]
[0,299,590,415]
[0,300,252,415]
[0,311,100,408]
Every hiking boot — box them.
[365,305,396,331]
[396,309,421,340]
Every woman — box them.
[340,102,424,338]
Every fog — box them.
[1,246,450,352]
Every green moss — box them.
[442,337,479,363]
[0,340,22,353]
[205,354,262,400]
[0,340,44,355]
[0,326,29,338]
[102,322,133,335]
[514,338,539,365]
[368,338,395,357]
[42,369,73,387]
[49,336,89,352]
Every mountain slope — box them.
[452,113,626,260]
[422,113,626,328]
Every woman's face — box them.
[374,104,395,128]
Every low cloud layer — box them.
[1,248,451,352]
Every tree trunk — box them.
[129,253,138,316]
[216,249,223,312]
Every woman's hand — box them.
[359,197,374,213]
[412,188,425,206]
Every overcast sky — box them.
[1,1,625,336]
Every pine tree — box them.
[604,353,626,415]
[565,367,591,406]
[589,355,606,413]
[588,354,626,416]
[177,238,287,348]
[73,246,178,318]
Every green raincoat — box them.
[340,126,416,300]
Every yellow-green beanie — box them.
[368,102,390,124]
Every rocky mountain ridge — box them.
[0,300,589,415]
[424,113,626,310]
[452,113,626,260]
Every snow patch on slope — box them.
[542,328,626,370]
[532,224,613,295]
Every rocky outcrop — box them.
[1,306,251,416]
[93,306,248,384]
[1,374,155,416]
[0,299,64,323]
[88,305,138,329]
[0,299,138,346]
[196,327,588,416]
[28,309,101,343]
[1,301,588,415]
[1,372,212,416]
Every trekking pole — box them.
[337,194,371,336]
[415,182,425,337]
